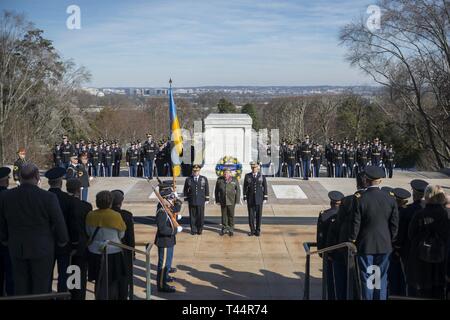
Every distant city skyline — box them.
[1,0,376,87]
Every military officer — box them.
[345,144,356,178]
[136,140,144,178]
[300,135,313,180]
[112,141,122,177]
[60,135,74,169]
[316,190,345,300]
[325,139,335,177]
[349,166,399,300]
[143,134,158,179]
[67,153,90,202]
[389,187,411,297]
[370,138,382,166]
[0,167,13,296]
[45,167,79,293]
[312,143,322,178]
[88,143,101,177]
[384,145,395,178]
[215,168,241,236]
[243,162,268,236]
[183,165,210,235]
[13,148,27,185]
[333,144,344,178]
[102,144,114,177]
[284,142,297,178]
[126,142,139,177]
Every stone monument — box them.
[202,113,254,177]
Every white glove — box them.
[126,162,129,166]
[176,214,182,221]
[205,201,209,205]
[89,177,94,181]
[264,200,267,204]
[176,226,183,233]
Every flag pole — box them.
[169,78,176,191]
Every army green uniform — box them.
[214,176,240,233]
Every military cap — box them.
[328,191,345,202]
[45,167,66,180]
[70,152,78,158]
[381,186,394,194]
[192,164,201,171]
[410,179,428,193]
[364,166,385,180]
[0,167,11,180]
[393,188,411,200]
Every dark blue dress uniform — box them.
[312,146,322,178]
[370,143,382,166]
[46,167,80,293]
[143,138,158,179]
[283,145,297,178]
[388,188,411,297]
[243,169,268,236]
[325,142,334,177]
[113,144,122,177]
[60,142,74,169]
[384,148,395,178]
[0,179,69,295]
[300,139,313,180]
[89,147,101,177]
[0,167,13,296]
[333,147,344,178]
[183,168,209,235]
[316,191,344,300]
[102,148,114,177]
[350,166,399,300]
[126,145,139,177]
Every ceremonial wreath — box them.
[215,156,242,179]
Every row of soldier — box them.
[53,134,173,179]
[316,169,450,300]
[279,136,395,179]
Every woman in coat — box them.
[406,185,449,299]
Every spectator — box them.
[0,163,68,295]
[407,185,449,299]
[86,191,126,300]
[111,190,135,300]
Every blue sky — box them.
[1,0,375,87]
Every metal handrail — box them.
[101,241,152,300]
[303,242,358,300]
[0,292,71,301]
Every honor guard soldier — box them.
[89,144,101,177]
[113,141,122,177]
[384,145,395,178]
[284,142,297,178]
[333,144,344,178]
[67,153,90,202]
[53,144,63,168]
[349,166,399,300]
[316,190,345,300]
[136,140,144,178]
[102,144,114,177]
[312,143,322,177]
[183,165,210,235]
[370,138,382,166]
[143,134,158,179]
[345,144,356,178]
[155,183,182,293]
[60,135,74,169]
[300,135,313,180]
[13,148,28,185]
[243,162,268,236]
[0,167,13,296]
[45,167,79,293]
[279,140,287,177]
[389,187,411,297]
[126,142,139,177]
[325,138,334,177]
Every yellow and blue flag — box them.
[169,85,183,177]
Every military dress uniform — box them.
[113,144,122,177]
[350,166,399,300]
[53,145,63,168]
[370,143,382,166]
[143,138,158,179]
[384,147,395,178]
[243,164,268,236]
[316,191,345,300]
[60,142,74,170]
[312,146,322,178]
[284,145,297,178]
[183,165,210,235]
[333,147,344,178]
[67,161,90,202]
[325,141,334,177]
[300,138,313,180]
[215,173,241,236]
[102,147,114,177]
[126,145,139,177]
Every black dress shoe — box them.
[169,267,177,274]
[248,232,254,236]
[197,230,202,235]
[219,229,225,236]
[190,231,196,235]
[255,232,260,237]
[158,285,176,293]
[229,231,234,237]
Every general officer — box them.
[13,148,27,185]
[143,134,158,179]
[0,163,69,295]
[349,166,399,300]
[0,167,13,296]
[183,165,210,235]
[46,167,80,293]
[215,168,241,237]
[243,161,268,237]
[389,187,411,297]
[316,190,345,300]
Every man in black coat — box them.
[349,166,399,300]
[243,162,268,236]
[0,167,13,296]
[111,189,135,300]
[0,163,69,295]
[65,178,93,300]
[183,165,210,235]
[327,171,366,300]
[45,167,80,293]
[316,190,344,300]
